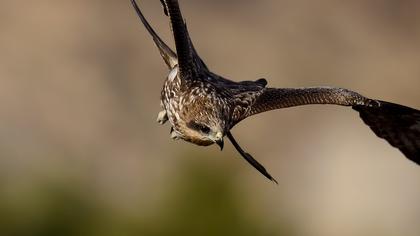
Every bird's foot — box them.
[170,127,180,140]
[156,110,168,124]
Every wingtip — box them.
[227,132,278,184]
[354,100,420,165]
[130,0,178,69]
[160,0,169,16]
[270,176,279,185]
[261,166,278,184]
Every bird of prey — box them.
[131,0,420,183]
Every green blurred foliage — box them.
[138,159,295,236]
[0,156,295,236]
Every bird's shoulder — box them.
[200,72,268,125]
[203,71,267,95]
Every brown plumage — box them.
[131,0,420,183]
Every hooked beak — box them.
[214,132,224,150]
[216,139,224,150]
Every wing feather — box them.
[354,101,420,164]
[247,87,366,117]
[130,0,177,68]
[238,86,419,164]
[161,0,197,76]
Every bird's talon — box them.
[170,128,179,140]
[156,110,168,124]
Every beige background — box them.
[1,0,419,235]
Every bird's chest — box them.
[161,67,185,129]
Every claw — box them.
[156,110,168,124]
[170,128,180,140]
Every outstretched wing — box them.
[130,0,177,69]
[354,101,420,164]
[247,87,367,117]
[160,0,203,76]
[159,0,208,71]
[239,86,419,165]
[131,0,207,76]
[232,86,366,125]
[227,132,277,183]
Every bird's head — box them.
[178,97,228,149]
[184,119,224,149]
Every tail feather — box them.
[353,100,420,164]
[130,0,177,68]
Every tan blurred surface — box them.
[1,0,420,235]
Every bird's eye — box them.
[187,121,210,134]
[199,125,210,134]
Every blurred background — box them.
[1,0,420,235]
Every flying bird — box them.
[130,0,420,183]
